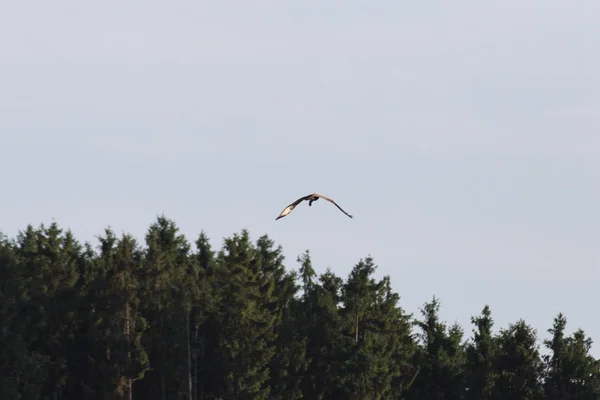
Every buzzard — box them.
[275,193,353,220]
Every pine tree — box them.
[543,313,569,399]
[136,216,193,400]
[465,305,497,400]
[191,230,219,400]
[83,228,149,399]
[6,218,600,399]
[0,231,48,398]
[564,329,600,398]
[298,250,316,296]
[492,319,543,400]
[543,313,600,399]
[407,296,466,400]
[300,263,348,399]
[265,246,308,400]
[209,229,278,399]
[339,256,418,399]
[14,222,83,399]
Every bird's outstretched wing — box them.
[312,193,353,219]
[275,195,311,220]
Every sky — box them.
[1,1,599,356]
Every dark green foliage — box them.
[543,313,600,399]
[207,230,280,399]
[82,229,149,398]
[300,265,349,399]
[339,257,418,399]
[13,223,84,399]
[465,305,497,400]
[406,296,466,400]
[1,219,599,399]
[492,319,543,400]
[266,254,308,400]
[136,215,194,400]
[0,231,49,399]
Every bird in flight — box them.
[275,193,353,220]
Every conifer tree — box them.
[339,256,418,399]
[83,228,149,399]
[543,313,600,399]
[209,230,278,399]
[4,218,600,399]
[543,313,569,399]
[492,319,543,400]
[137,216,193,400]
[14,223,83,399]
[465,305,497,400]
[264,245,308,400]
[564,329,600,398]
[301,265,348,399]
[407,296,466,400]
[0,231,48,398]
[190,230,219,400]
[298,249,316,293]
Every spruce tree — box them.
[300,264,348,399]
[465,305,497,400]
[83,228,149,399]
[492,319,543,400]
[339,256,418,399]
[5,218,600,399]
[265,246,308,400]
[407,296,466,400]
[136,216,193,400]
[190,230,219,400]
[0,231,48,398]
[14,223,83,399]
[564,329,600,398]
[543,313,600,399]
[543,313,569,399]
[209,229,278,399]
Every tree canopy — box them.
[1,217,598,399]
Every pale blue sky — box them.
[1,1,599,356]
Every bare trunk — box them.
[193,316,198,400]
[199,330,205,400]
[126,301,133,400]
[187,304,192,399]
[194,358,198,400]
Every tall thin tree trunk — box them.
[193,316,199,400]
[199,330,205,400]
[125,301,133,400]
[194,358,198,400]
[187,302,192,399]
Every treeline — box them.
[0,216,599,400]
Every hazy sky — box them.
[1,1,599,356]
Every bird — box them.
[275,193,353,220]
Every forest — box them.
[1,215,599,400]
